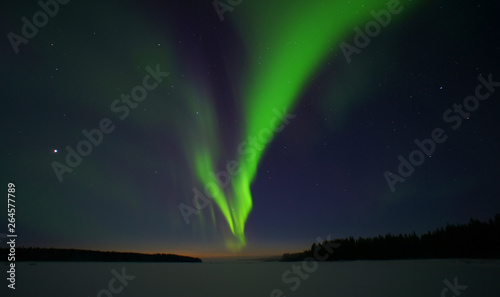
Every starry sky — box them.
[1,0,499,258]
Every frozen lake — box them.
[2,259,499,296]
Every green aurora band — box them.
[191,0,425,250]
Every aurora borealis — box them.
[2,0,500,258]
[179,0,430,250]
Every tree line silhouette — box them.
[281,214,500,261]
[0,247,202,262]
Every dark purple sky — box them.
[1,0,499,258]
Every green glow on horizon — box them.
[191,0,424,250]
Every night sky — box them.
[1,0,499,258]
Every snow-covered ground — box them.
[2,259,499,296]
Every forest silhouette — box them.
[2,215,499,262]
[281,214,500,261]
[0,247,201,262]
